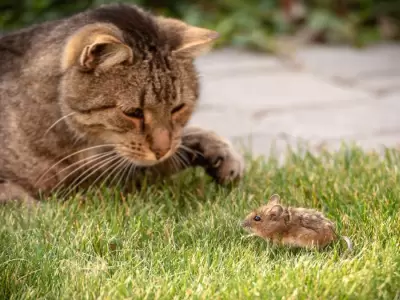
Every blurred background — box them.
[1,0,400,50]
[1,0,400,159]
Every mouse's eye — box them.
[253,216,261,221]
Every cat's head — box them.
[59,4,218,166]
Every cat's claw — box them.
[181,126,245,185]
[203,140,245,185]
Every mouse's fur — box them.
[241,194,350,249]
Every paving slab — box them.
[357,74,400,95]
[195,71,372,112]
[296,43,400,81]
[192,44,400,158]
[195,48,283,75]
[189,109,257,138]
[252,93,400,140]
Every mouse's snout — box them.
[241,219,250,228]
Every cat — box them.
[0,3,245,203]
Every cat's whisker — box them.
[71,137,81,148]
[179,144,203,158]
[48,151,117,194]
[175,151,188,171]
[124,163,136,192]
[87,155,131,193]
[168,153,180,172]
[176,148,190,167]
[52,155,113,197]
[40,151,114,185]
[111,157,131,189]
[35,144,118,186]
[60,155,122,200]
[175,153,188,170]
[95,156,127,192]
[75,154,121,188]
[175,155,183,171]
[55,154,120,198]
[172,153,185,171]
[172,146,192,170]
[91,157,129,195]
[44,112,76,136]
[117,159,133,190]
[173,155,181,172]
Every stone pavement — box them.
[190,43,400,159]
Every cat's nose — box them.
[150,127,171,160]
[152,147,170,160]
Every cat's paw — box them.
[202,140,245,185]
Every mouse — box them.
[241,194,353,250]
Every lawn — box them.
[1,146,399,299]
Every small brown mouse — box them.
[241,194,352,250]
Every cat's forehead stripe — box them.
[148,61,177,105]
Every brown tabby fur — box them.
[0,3,245,203]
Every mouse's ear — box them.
[268,194,280,205]
[269,205,283,220]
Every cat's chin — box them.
[132,159,160,167]
[122,151,175,167]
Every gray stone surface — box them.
[189,44,400,158]
[296,43,400,80]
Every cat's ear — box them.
[62,23,133,72]
[158,17,219,58]
[268,194,281,205]
[174,26,219,58]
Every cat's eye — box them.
[171,103,185,114]
[254,216,261,221]
[124,108,144,119]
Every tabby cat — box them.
[0,3,245,203]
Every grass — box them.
[1,145,400,299]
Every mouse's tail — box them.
[341,236,353,251]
